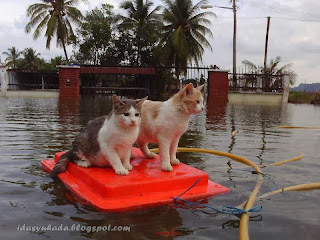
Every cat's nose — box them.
[131,120,136,125]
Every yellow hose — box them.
[258,183,320,199]
[276,126,320,129]
[150,147,263,240]
[268,153,305,166]
[149,147,312,239]
[214,153,304,169]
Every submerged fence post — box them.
[58,65,80,99]
[0,66,8,96]
[282,74,290,104]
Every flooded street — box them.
[0,96,319,239]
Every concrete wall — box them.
[0,66,8,96]
[228,92,283,105]
[5,90,59,98]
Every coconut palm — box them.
[2,47,21,69]
[161,0,215,73]
[119,0,162,28]
[25,0,84,62]
[118,0,163,65]
[19,48,42,70]
[242,56,297,86]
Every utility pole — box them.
[264,16,271,90]
[232,0,237,88]
[201,3,236,87]
[264,16,271,74]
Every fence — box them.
[228,73,284,92]
[79,65,209,98]
[7,70,59,90]
[80,73,151,98]
[3,66,209,98]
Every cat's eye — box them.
[196,100,200,104]
[135,113,140,117]
[124,113,129,116]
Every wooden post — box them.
[232,0,237,88]
[264,16,271,91]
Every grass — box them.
[289,91,320,104]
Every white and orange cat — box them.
[137,83,204,171]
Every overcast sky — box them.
[0,0,320,86]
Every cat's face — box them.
[173,83,205,114]
[112,95,147,128]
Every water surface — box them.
[0,96,319,239]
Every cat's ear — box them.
[196,84,205,92]
[112,95,125,109]
[136,96,148,109]
[184,83,194,95]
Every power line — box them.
[218,16,320,23]
[245,0,320,21]
[272,17,320,23]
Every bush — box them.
[289,91,320,104]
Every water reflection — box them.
[206,100,227,130]
[1,97,320,240]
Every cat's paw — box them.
[145,152,156,159]
[115,168,129,175]
[162,163,173,172]
[123,163,133,171]
[76,160,90,168]
[170,158,180,165]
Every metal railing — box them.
[229,73,283,93]
[7,70,59,90]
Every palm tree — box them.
[118,0,163,65]
[242,56,297,86]
[25,0,84,62]
[20,48,42,70]
[161,0,215,74]
[2,47,21,68]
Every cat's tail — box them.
[49,150,71,178]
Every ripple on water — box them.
[0,98,320,239]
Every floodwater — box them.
[0,96,319,240]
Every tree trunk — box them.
[62,39,69,64]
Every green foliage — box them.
[241,56,297,86]
[160,0,214,75]
[3,46,64,71]
[289,92,320,104]
[22,0,215,83]
[25,0,84,62]
[73,4,116,65]
[118,0,163,66]
[2,47,21,69]
[17,48,41,70]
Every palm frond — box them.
[242,60,258,72]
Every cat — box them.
[50,95,147,178]
[137,83,204,171]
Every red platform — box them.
[41,148,230,211]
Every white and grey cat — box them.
[50,95,147,177]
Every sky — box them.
[0,0,320,86]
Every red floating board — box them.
[41,147,230,211]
